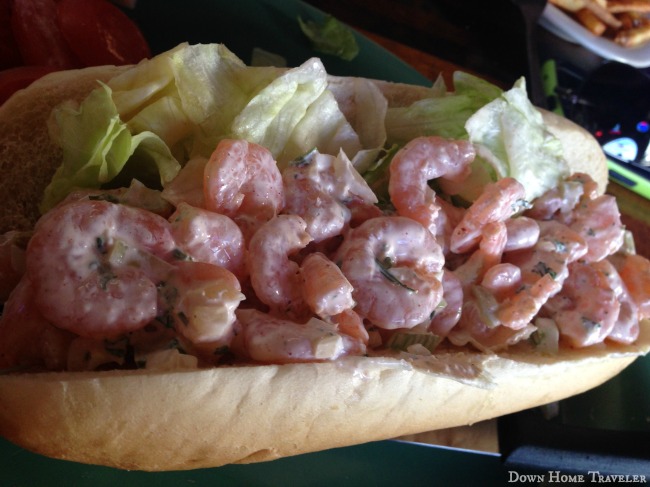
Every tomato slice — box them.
[0,65,57,105]
[57,0,151,67]
[0,0,22,70]
[11,0,80,69]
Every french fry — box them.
[552,0,650,48]
[615,22,650,46]
[550,0,588,12]
[584,0,624,28]
[575,7,608,34]
[607,0,650,14]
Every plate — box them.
[0,0,509,485]
[540,3,650,68]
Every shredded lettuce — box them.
[465,78,568,201]
[384,71,503,145]
[40,43,367,210]
[41,83,179,212]
[231,57,361,167]
[40,43,569,214]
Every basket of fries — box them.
[550,0,650,48]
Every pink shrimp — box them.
[204,139,284,240]
[453,221,507,288]
[162,261,245,356]
[247,215,313,319]
[595,259,640,345]
[544,260,621,348]
[610,252,650,320]
[527,172,624,262]
[336,216,444,329]
[569,193,625,262]
[282,149,378,242]
[26,199,177,339]
[235,308,366,364]
[300,252,370,345]
[300,251,355,318]
[428,269,464,338]
[526,173,599,223]
[169,202,247,280]
[0,276,75,370]
[504,216,540,253]
[388,136,475,238]
[450,177,528,254]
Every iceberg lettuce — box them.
[465,78,568,201]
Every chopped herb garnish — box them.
[582,317,601,330]
[96,236,108,254]
[375,257,416,293]
[531,261,557,279]
[177,311,190,327]
[511,198,532,215]
[553,240,567,253]
[171,248,192,261]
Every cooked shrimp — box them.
[162,261,245,356]
[428,269,463,338]
[26,199,177,339]
[448,297,537,352]
[300,251,355,318]
[505,220,588,288]
[527,173,624,262]
[388,136,475,237]
[610,252,650,320]
[544,260,620,348]
[283,149,378,242]
[453,221,507,288]
[247,215,313,319]
[336,216,444,329]
[450,177,527,254]
[504,216,540,252]
[204,139,284,240]
[594,259,639,345]
[569,193,625,262]
[455,219,587,335]
[0,276,75,370]
[169,202,247,280]
[526,173,598,222]
[236,308,366,364]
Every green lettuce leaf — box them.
[41,43,367,210]
[465,78,568,201]
[41,83,179,212]
[384,72,503,145]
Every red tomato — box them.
[0,65,57,105]
[0,0,22,69]
[11,0,80,69]
[57,0,151,66]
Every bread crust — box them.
[0,65,129,233]
[0,322,648,471]
[0,58,646,472]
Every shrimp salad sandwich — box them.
[0,43,649,471]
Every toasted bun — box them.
[0,325,648,471]
[0,65,129,234]
[0,60,646,472]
